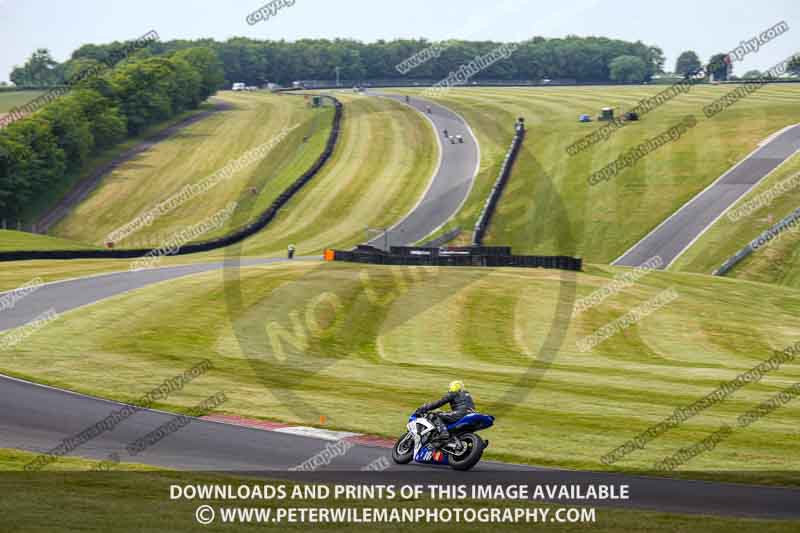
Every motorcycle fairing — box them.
[414,445,449,465]
[446,412,495,432]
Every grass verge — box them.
[2,261,798,485]
[394,85,800,261]
[672,151,800,287]
[0,230,100,252]
[50,92,328,247]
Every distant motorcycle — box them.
[392,411,494,471]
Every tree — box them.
[707,53,731,81]
[788,56,800,76]
[0,133,26,217]
[173,48,225,100]
[1,118,65,210]
[675,51,702,77]
[62,58,107,85]
[609,55,647,82]
[111,57,177,134]
[9,49,63,86]
[648,46,666,74]
[742,70,763,79]
[71,43,114,64]
[0,46,219,218]
[32,35,668,85]
[40,97,94,171]
[71,89,127,149]
[166,57,202,112]
[9,66,26,87]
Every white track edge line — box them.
[0,371,355,445]
[0,257,318,300]
[611,123,800,266]
[416,98,483,244]
[666,146,800,270]
[0,258,320,334]
[369,94,445,243]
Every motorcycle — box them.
[391,411,494,471]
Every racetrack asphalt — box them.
[0,257,314,332]
[614,124,800,268]
[1,100,799,519]
[367,94,479,248]
[1,372,798,519]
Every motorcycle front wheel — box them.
[392,432,414,464]
[448,433,485,471]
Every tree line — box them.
[6,34,795,221]
[0,35,669,219]
[0,46,225,219]
[13,36,666,88]
[674,50,800,81]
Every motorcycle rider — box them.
[414,380,475,442]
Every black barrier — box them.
[389,246,512,257]
[472,123,526,246]
[331,246,581,271]
[0,95,343,263]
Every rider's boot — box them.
[433,419,450,442]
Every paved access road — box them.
[367,94,479,248]
[614,124,800,268]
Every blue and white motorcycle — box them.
[392,411,494,471]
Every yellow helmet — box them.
[449,380,464,392]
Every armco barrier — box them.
[329,245,581,272]
[0,95,343,263]
[713,206,800,275]
[472,122,526,246]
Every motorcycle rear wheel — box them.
[448,433,485,471]
[392,432,414,464]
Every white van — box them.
[232,82,246,91]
